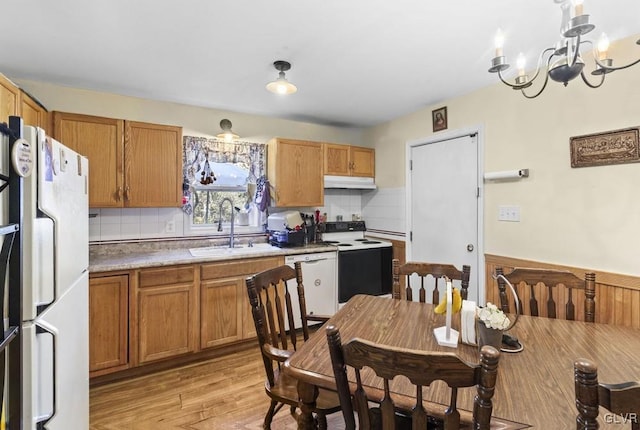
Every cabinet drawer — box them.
[139,265,194,288]
[201,257,282,280]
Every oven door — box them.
[338,247,392,303]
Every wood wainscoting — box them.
[485,254,640,328]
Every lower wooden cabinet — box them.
[200,278,244,348]
[136,265,197,364]
[89,274,129,376]
[90,256,284,376]
[200,256,283,349]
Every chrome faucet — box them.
[217,198,235,248]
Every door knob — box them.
[467,244,474,252]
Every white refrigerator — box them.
[21,126,89,429]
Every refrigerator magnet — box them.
[11,138,34,177]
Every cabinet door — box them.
[201,256,282,343]
[200,278,243,348]
[124,121,182,207]
[137,266,196,364]
[89,275,129,375]
[324,144,351,176]
[53,112,124,208]
[241,284,258,339]
[137,283,196,363]
[20,91,49,131]
[350,146,375,177]
[0,74,20,124]
[269,138,323,207]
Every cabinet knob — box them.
[124,186,130,201]
[116,187,123,202]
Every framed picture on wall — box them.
[432,106,447,132]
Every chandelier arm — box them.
[580,70,605,88]
[595,57,640,72]
[569,34,582,68]
[497,47,556,89]
[526,47,557,83]
[520,56,554,99]
[585,38,640,72]
[497,70,527,89]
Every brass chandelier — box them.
[488,0,640,98]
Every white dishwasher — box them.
[285,251,338,329]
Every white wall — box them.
[16,80,366,145]
[365,34,640,276]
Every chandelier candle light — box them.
[488,0,640,98]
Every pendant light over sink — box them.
[266,60,298,95]
[216,119,239,142]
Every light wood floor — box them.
[90,344,346,430]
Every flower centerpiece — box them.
[476,302,510,351]
[477,302,510,330]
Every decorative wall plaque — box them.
[570,127,640,168]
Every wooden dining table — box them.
[284,294,640,429]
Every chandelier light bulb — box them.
[597,33,610,60]
[516,53,527,76]
[494,29,505,57]
[573,0,584,16]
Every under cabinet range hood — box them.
[324,175,377,190]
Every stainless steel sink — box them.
[188,243,281,257]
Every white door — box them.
[408,133,481,302]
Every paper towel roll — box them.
[460,300,477,345]
[483,169,529,180]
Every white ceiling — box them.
[2,0,639,128]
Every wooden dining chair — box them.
[574,358,640,430]
[392,258,471,303]
[326,324,501,430]
[246,263,341,429]
[495,267,596,322]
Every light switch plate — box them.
[498,205,520,222]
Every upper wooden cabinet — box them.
[20,91,49,132]
[324,143,375,178]
[53,112,124,207]
[125,121,183,207]
[267,138,323,207]
[53,112,182,208]
[0,74,20,124]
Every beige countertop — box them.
[89,238,337,273]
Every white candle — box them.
[597,33,609,60]
[516,53,527,77]
[494,29,505,57]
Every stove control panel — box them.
[323,221,366,233]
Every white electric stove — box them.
[319,221,393,303]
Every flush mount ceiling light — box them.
[266,60,298,95]
[216,119,239,143]
[488,0,640,99]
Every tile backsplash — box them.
[89,188,406,242]
[89,207,185,242]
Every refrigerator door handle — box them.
[35,325,57,428]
